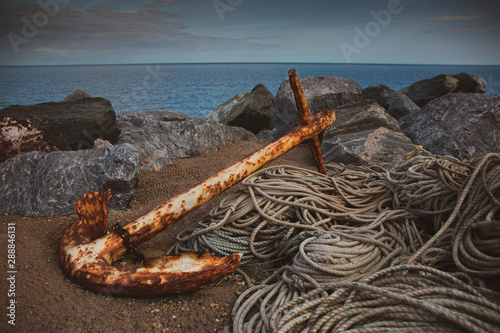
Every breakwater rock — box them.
[271,76,362,135]
[116,109,256,161]
[0,144,140,216]
[0,93,121,151]
[399,93,500,160]
[321,100,414,168]
[205,84,274,134]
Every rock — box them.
[324,99,401,137]
[451,72,487,93]
[399,74,459,107]
[0,116,59,163]
[322,127,416,168]
[62,90,92,102]
[321,100,414,168]
[387,92,420,120]
[116,110,256,161]
[398,93,500,161]
[256,129,280,141]
[94,138,112,149]
[272,76,362,135]
[0,144,140,216]
[206,84,275,134]
[0,97,121,151]
[141,149,172,172]
[362,84,394,109]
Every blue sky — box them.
[1,0,499,65]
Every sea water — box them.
[1,63,499,117]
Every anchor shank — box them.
[123,109,335,245]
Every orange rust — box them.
[288,68,328,174]
[60,70,336,296]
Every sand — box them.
[0,139,319,332]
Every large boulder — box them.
[399,74,459,107]
[387,92,420,120]
[116,110,256,161]
[323,128,416,168]
[324,100,401,137]
[0,116,59,162]
[399,72,488,107]
[452,72,487,93]
[321,100,415,168]
[398,93,500,160]
[206,84,275,134]
[272,76,362,135]
[362,84,394,109]
[0,144,140,216]
[0,97,121,151]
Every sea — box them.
[1,63,499,117]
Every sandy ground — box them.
[0,139,319,333]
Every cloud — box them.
[0,1,190,52]
[424,15,482,22]
[429,22,500,33]
[33,47,82,54]
[0,0,279,64]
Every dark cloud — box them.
[0,1,191,56]
[0,0,278,64]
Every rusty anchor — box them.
[60,69,336,296]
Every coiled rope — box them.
[169,150,500,332]
[169,164,396,264]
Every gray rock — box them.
[325,99,401,137]
[206,84,275,134]
[0,97,121,151]
[398,93,500,161]
[62,90,92,102]
[1,116,59,163]
[256,129,280,141]
[272,76,362,135]
[362,84,394,109]
[117,109,256,160]
[322,127,416,169]
[452,72,487,93]
[387,92,420,120]
[0,144,140,216]
[321,100,414,168]
[399,74,459,107]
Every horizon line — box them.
[1,61,499,67]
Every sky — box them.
[1,0,499,66]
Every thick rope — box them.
[168,151,500,332]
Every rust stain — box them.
[60,69,336,296]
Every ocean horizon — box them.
[1,62,499,117]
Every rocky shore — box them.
[0,72,498,216]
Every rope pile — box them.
[261,265,500,332]
[169,150,500,332]
[169,164,397,264]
